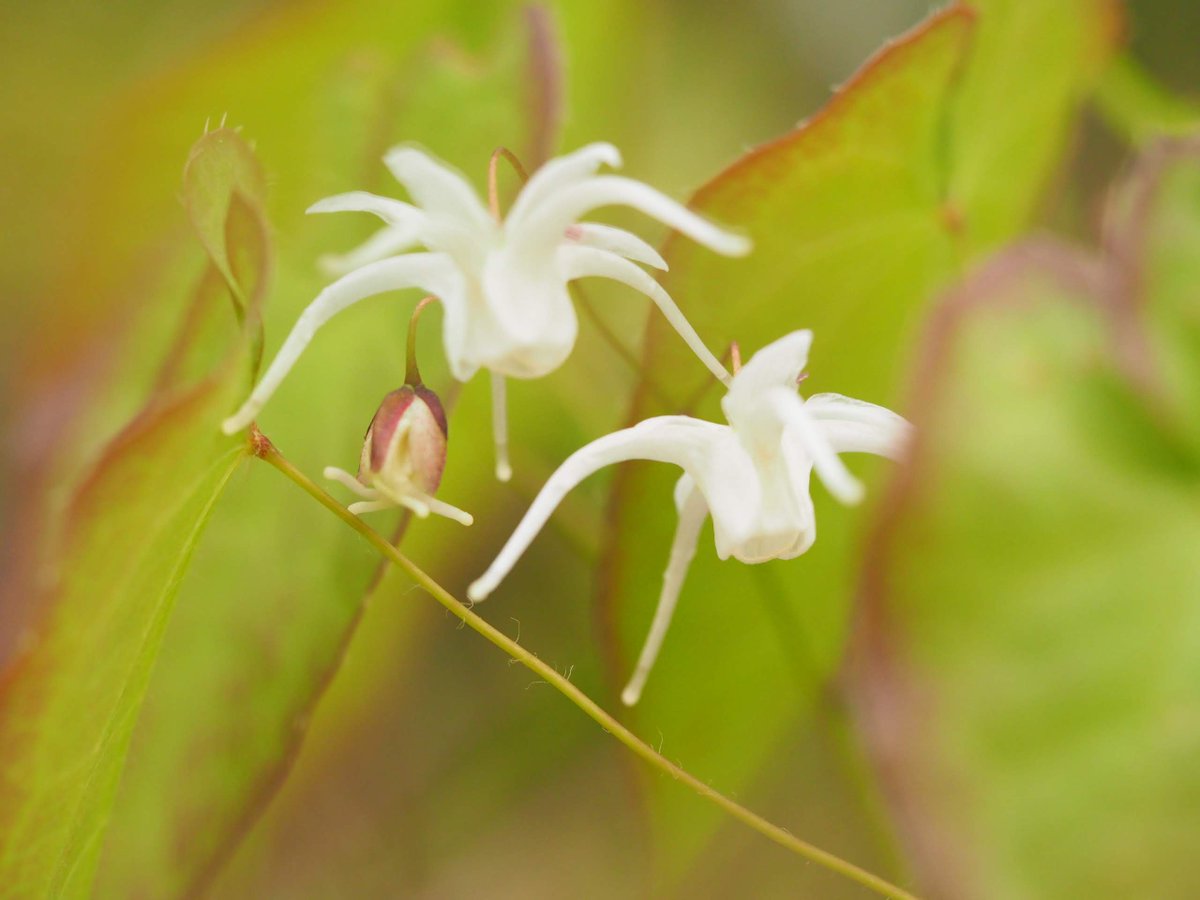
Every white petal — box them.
[559,245,730,384]
[506,142,622,230]
[221,253,460,434]
[621,483,709,706]
[467,416,725,602]
[568,223,666,269]
[804,393,912,459]
[307,191,424,228]
[436,281,477,383]
[383,145,492,233]
[317,227,422,277]
[516,175,751,261]
[478,253,579,370]
[768,387,864,505]
[723,330,812,422]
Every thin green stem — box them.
[253,431,920,900]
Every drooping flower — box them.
[221,142,751,481]
[467,330,911,705]
[324,298,472,525]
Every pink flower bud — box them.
[359,384,448,500]
[323,297,471,526]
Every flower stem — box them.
[405,295,436,386]
[253,431,919,900]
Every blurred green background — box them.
[1,1,1198,898]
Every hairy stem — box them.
[253,430,919,900]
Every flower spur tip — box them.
[723,233,753,257]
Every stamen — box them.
[488,146,530,221]
[730,341,742,374]
[348,499,394,515]
[397,495,432,518]
[424,495,475,526]
[323,465,376,499]
[491,372,513,482]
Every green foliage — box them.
[95,22,543,899]
[602,0,1114,879]
[853,137,1200,899]
[1097,54,1200,146]
[3,0,1180,896]
[0,128,268,897]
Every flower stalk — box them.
[253,429,920,900]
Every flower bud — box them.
[323,296,471,526]
[359,384,449,501]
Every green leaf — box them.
[0,205,267,900]
[1095,54,1200,147]
[1116,136,1200,438]
[851,141,1200,899]
[95,13,561,897]
[944,0,1118,250]
[603,7,972,879]
[600,0,1116,880]
[183,127,270,312]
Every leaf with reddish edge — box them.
[599,0,1117,883]
[944,0,1120,250]
[601,7,973,882]
[95,10,562,899]
[851,138,1200,899]
[0,128,269,899]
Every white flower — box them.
[220,143,751,480]
[467,330,911,705]
[323,382,473,526]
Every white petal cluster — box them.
[221,143,750,479]
[468,330,911,705]
[221,136,910,707]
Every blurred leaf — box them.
[0,127,269,898]
[1115,136,1200,437]
[183,126,270,310]
[945,0,1119,250]
[604,6,972,879]
[852,140,1200,899]
[96,10,559,897]
[1095,54,1200,147]
[602,0,1116,880]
